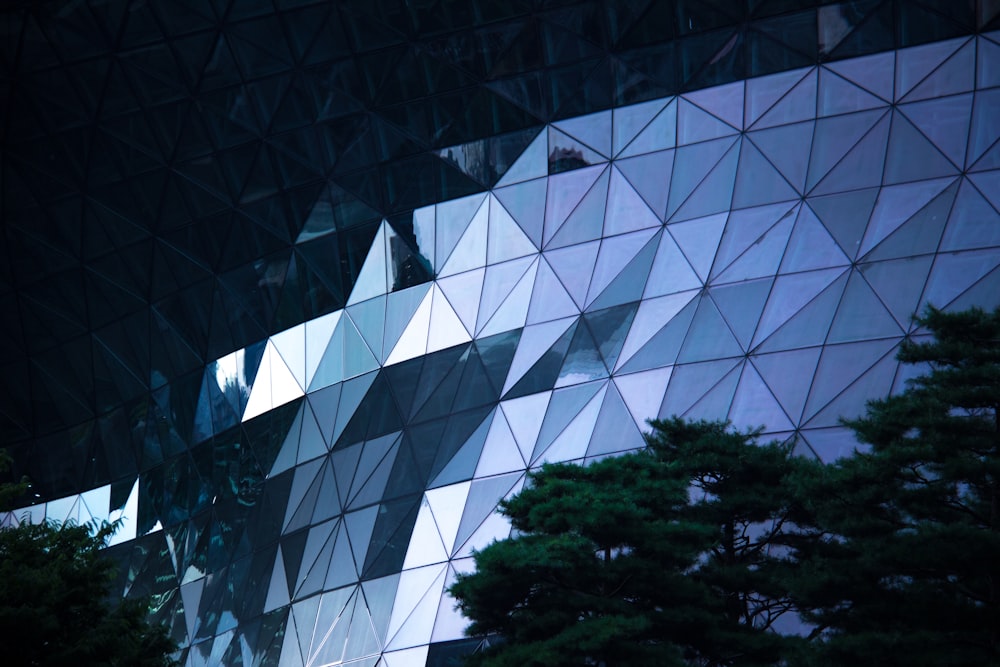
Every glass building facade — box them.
[2,2,999,665]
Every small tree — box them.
[449,421,812,667]
[788,305,1000,666]
[646,418,813,663]
[1,453,178,667]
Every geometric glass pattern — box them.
[2,4,1000,667]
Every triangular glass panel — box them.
[552,110,612,159]
[425,482,472,555]
[751,346,822,425]
[709,278,773,350]
[780,205,851,274]
[681,360,743,423]
[434,193,486,275]
[659,356,741,421]
[543,165,605,246]
[747,120,814,194]
[900,37,975,102]
[502,316,576,395]
[713,204,797,283]
[270,324,306,390]
[827,270,903,344]
[978,33,1000,89]
[555,320,609,388]
[667,212,727,283]
[802,338,898,422]
[527,257,580,324]
[745,68,810,129]
[619,98,677,158]
[731,139,799,209]
[684,80,744,131]
[385,564,447,649]
[476,255,535,332]
[665,137,737,220]
[966,89,1000,170]
[330,371,379,449]
[616,290,699,372]
[727,362,794,432]
[347,221,389,305]
[382,283,431,362]
[478,258,537,338]
[642,227,703,299]
[921,248,1000,310]
[713,209,797,284]
[586,383,645,457]
[427,286,473,352]
[864,179,958,262]
[547,167,610,249]
[437,268,484,336]
[614,366,673,428]
[612,98,670,157]
[493,177,547,250]
[754,68,817,130]
[536,387,603,464]
[811,111,891,195]
[342,315,379,379]
[385,290,432,366]
[860,177,953,258]
[756,269,849,352]
[948,263,1000,312]
[798,426,857,463]
[430,425,484,489]
[603,166,662,236]
[676,97,740,145]
[310,317,346,391]
[496,129,547,187]
[899,93,972,169]
[970,140,1000,173]
[586,228,657,307]
[859,256,935,328]
[817,67,889,116]
[939,177,1000,252]
[588,232,659,311]
[475,409,526,477]
[806,108,885,192]
[440,195,488,277]
[547,126,606,174]
[487,193,537,264]
[346,296,387,366]
[282,460,323,533]
[532,381,606,460]
[805,349,898,427]
[361,573,399,648]
[895,37,965,101]
[544,240,600,309]
[882,110,959,185]
[968,170,1000,212]
[676,295,744,363]
[401,500,449,570]
[614,150,674,221]
[244,341,304,421]
[806,188,879,260]
[453,472,520,555]
[669,140,739,221]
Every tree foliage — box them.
[450,422,813,667]
[787,305,1000,666]
[450,305,1000,666]
[0,454,178,667]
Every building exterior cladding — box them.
[1,1,999,665]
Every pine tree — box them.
[788,305,1000,666]
[1,453,178,667]
[449,421,813,667]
